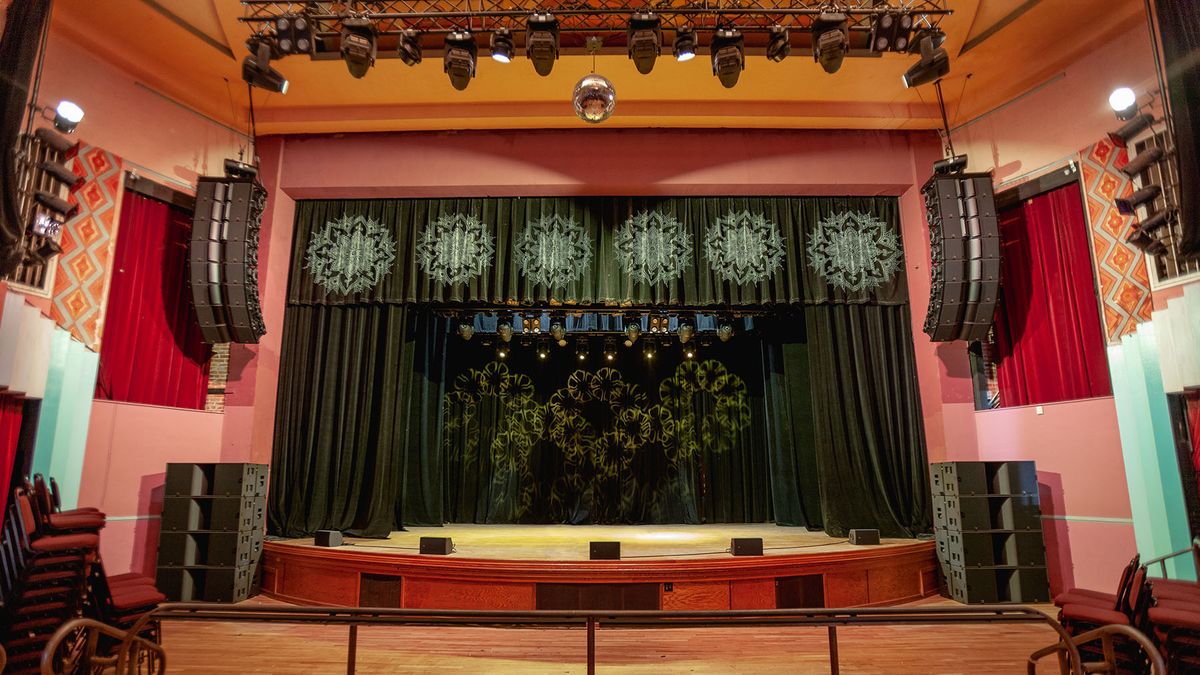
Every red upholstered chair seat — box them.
[29,532,98,552]
[1060,603,1130,626]
[15,600,71,616]
[1054,589,1117,608]
[47,512,106,529]
[111,585,166,611]
[107,572,153,585]
[1149,607,1200,630]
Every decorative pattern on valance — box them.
[287,196,907,307]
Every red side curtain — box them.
[97,192,210,409]
[0,394,23,510]
[991,182,1112,407]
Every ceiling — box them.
[48,0,1147,135]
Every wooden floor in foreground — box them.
[159,597,1064,674]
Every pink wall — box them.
[80,401,241,574]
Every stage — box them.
[260,525,938,611]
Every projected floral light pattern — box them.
[613,211,694,285]
[703,210,787,284]
[305,214,396,294]
[442,360,751,522]
[514,214,594,287]
[415,213,496,284]
[806,211,903,292]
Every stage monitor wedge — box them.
[315,530,343,547]
[730,537,764,556]
[189,175,268,344]
[589,541,621,560]
[419,536,454,555]
[921,172,1001,342]
[848,529,880,545]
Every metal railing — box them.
[1143,538,1200,579]
[1028,624,1165,674]
[135,602,1085,675]
[39,617,166,675]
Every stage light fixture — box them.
[811,12,849,74]
[603,337,617,362]
[716,320,734,342]
[1120,146,1165,178]
[526,12,559,76]
[627,12,662,74]
[902,33,950,88]
[677,320,695,345]
[766,25,790,63]
[932,154,969,175]
[31,212,62,239]
[684,345,696,360]
[38,160,82,191]
[242,42,289,94]
[908,27,946,52]
[444,29,478,90]
[340,17,378,79]
[497,346,508,360]
[34,127,78,155]
[497,318,514,342]
[871,11,913,53]
[1107,113,1154,149]
[549,319,567,346]
[274,13,313,55]
[1109,86,1138,121]
[623,321,641,347]
[643,338,656,360]
[537,340,551,360]
[1126,228,1166,256]
[673,26,697,62]
[398,29,423,65]
[457,316,475,341]
[1115,185,1161,216]
[490,27,514,63]
[52,100,84,133]
[1136,209,1174,235]
[34,191,77,220]
[710,27,745,89]
[576,339,589,362]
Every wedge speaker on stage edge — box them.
[921,172,1001,342]
[189,176,268,344]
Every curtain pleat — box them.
[0,394,23,512]
[96,193,211,409]
[991,183,1111,407]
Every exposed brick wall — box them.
[205,343,229,413]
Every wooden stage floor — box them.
[276,524,917,560]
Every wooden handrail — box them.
[138,601,1085,675]
[39,617,166,675]
[1027,623,1165,674]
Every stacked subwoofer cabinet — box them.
[157,463,267,602]
[931,461,1050,604]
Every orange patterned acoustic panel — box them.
[50,145,123,351]
[1079,139,1154,342]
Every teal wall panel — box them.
[31,329,99,510]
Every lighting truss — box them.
[240,1,951,56]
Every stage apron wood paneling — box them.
[260,540,938,610]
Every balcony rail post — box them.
[347,624,358,675]
[828,625,840,675]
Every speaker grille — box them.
[922,173,1000,342]
[189,176,268,344]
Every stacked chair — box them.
[0,475,164,673]
[1055,543,1200,673]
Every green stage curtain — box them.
[806,304,931,537]
[287,196,906,308]
[762,327,823,528]
[268,304,448,537]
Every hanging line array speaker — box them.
[189,176,268,344]
[922,172,1001,342]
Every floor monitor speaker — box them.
[849,529,881,545]
[314,530,343,547]
[419,536,454,555]
[590,541,621,560]
[730,537,764,556]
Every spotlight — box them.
[32,238,63,261]
[710,28,744,89]
[490,27,514,63]
[34,191,77,219]
[812,11,849,74]
[550,319,567,346]
[1109,87,1138,121]
[1107,113,1154,148]
[677,320,695,345]
[52,100,83,133]
[603,337,617,362]
[497,319,514,343]
[497,346,508,360]
[932,154,969,175]
[521,314,541,333]
[398,29,423,65]
[643,338,656,360]
[623,320,641,347]
[242,42,289,94]
[766,25,790,62]
[274,13,313,55]
[871,11,913,53]
[716,320,734,342]
[673,26,696,62]
[576,339,589,362]
[684,346,696,360]
[526,12,559,76]
[1120,146,1165,178]
[31,212,61,239]
[34,127,77,155]
[1115,185,1161,216]
[537,340,551,360]
[908,27,946,52]
[627,12,662,74]
[457,316,475,341]
[38,160,82,191]
[903,33,950,88]
[340,17,377,79]
[1126,228,1166,256]
[444,29,477,90]
[1136,209,1174,235]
